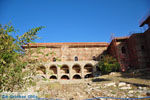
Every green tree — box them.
[98,55,120,74]
[0,23,44,92]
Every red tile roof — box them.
[22,42,109,48]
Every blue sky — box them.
[0,0,150,43]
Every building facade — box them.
[23,15,150,79]
[23,42,108,80]
[108,15,150,71]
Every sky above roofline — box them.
[0,0,150,43]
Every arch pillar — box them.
[45,65,49,79]
[81,64,84,79]
[69,65,72,80]
[57,66,61,80]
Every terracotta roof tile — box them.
[22,42,109,48]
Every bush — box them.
[0,24,44,92]
[98,55,120,74]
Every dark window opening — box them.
[84,64,93,73]
[36,66,46,74]
[72,64,81,73]
[73,75,81,79]
[50,65,57,74]
[141,45,145,50]
[50,76,57,80]
[100,56,104,60]
[74,56,78,61]
[61,75,69,80]
[92,56,96,61]
[53,57,56,62]
[61,65,69,74]
[121,47,126,54]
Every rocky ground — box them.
[28,71,150,100]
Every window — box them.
[74,56,78,61]
[141,45,145,50]
[121,46,126,54]
[100,56,104,60]
[53,57,56,62]
[92,56,96,61]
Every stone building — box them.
[108,15,150,71]
[23,42,109,80]
[23,14,150,79]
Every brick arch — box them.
[36,65,46,74]
[61,75,69,80]
[84,73,93,78]
[49,75,57,80]
[50,65,57,74]
[60,64,69,74]
[72,74,81,79]
[72,64,81,73]
[84,63,93,73]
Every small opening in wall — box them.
[36,65,46,74]
[74,56,78,61]
[53,57,56,62]
[141,45,145,50]
[61,65,69,74]
[50,65,57,74]
[72,64,81,73]
[92,56,96,61]
[84,64,93,73]
[73,74,81,79]
[100,55,104,60]
[61,75,69,80]
[121,46,126,54]
[50,75,57,80]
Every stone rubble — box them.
[26,72,150,100]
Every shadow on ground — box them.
[120,81,150,87]
[92,78,111,82]
[119,68,150,80]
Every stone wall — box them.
[24,42,108,62]
[35,61,99,80]
[128,33,147,68]
[108,32,150,70]
[23,42,107,80]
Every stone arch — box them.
[50,65,57,74]
[61,75,69,80]
[73,74,81,79]
[36,65,46,74]
[72,64,81,73]
[84,74,93,78]
[60,64,69,74]
[49,75,57,80]
[41,76,46,79]
[84,63,93,73]
[36,75,46,79]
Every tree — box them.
[0,23,44,92]
[98,55,120,74]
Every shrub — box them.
[98,55,120,74]
[0,24,44,92]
